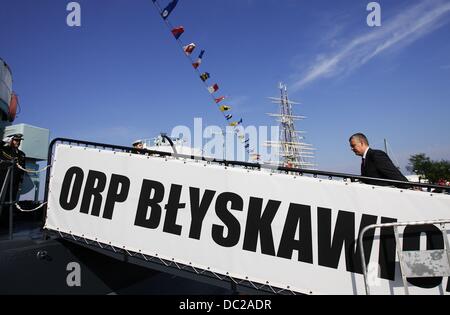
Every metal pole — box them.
[9,163,14,240]
[359,225,373,295]
[0,166,11,218]
[160,133,178,155]
[393,226,409,295]
[439,223,450,276]
[222,129,226,160]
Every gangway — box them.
[37,138,450,295]
[3,138,449,294]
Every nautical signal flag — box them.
[151,0,253,153]
[214,96,225,103]
[161,0,179,20]
[192,50,205,69]
[171,26,184,40]
[200,72,210,82]
[229,119,243,127]
[251,154,261,161]
[183,43,196,55]
[208,84,219,94]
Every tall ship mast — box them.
[265,83,316,169]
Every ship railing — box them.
[0,159,48,241]
[45,138,449,200]
[359,219,450,295]
[0,160,17,240]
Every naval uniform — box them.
[0,142,26,226]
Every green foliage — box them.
[407,154,450,184]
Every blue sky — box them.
[1,0,450,174]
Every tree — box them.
[407,153,450,185]
[407,154,430,176]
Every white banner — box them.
[46,144,450,295]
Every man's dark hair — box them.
[349,133,369,145]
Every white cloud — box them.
[292,0,450,90]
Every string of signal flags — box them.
[150,0,254,155]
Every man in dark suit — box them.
[349,133,409,188]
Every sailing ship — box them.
[265,83,316,169]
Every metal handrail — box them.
[159,133,178,155]
[359,219,450,295]
[45,137,449,190]
[0,161,16,240]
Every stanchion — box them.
[0,166,11,218]
[9,162,14,240]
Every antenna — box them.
[384,138,401,169]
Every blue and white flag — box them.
[161,0,179,20]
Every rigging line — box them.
[16,163,51,173]
[386,140,401,169]
[150,1,253,151]
[15,202,47,212]
[151,1,232,121]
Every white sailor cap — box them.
[132,139,144,146]
[11,133,24,140]
[3,133,24,143]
